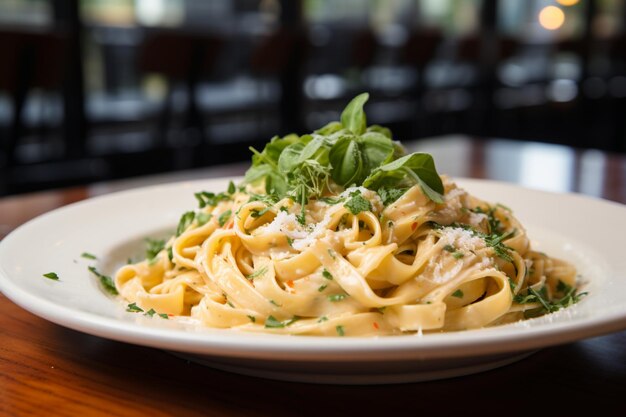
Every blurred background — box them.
[0,0,625,196]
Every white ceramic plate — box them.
[1,178,626,384]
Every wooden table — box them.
[1,136,625,416]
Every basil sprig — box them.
[242,92,444,215]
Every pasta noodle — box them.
[114,94,584,336]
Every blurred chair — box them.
[250,26,310,134]
[401,28,443,136]
[0,28,67,168]
[137,30,223,150]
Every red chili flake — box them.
[411,222,418,231]
[373,322,379,330]
[286,280,294,288]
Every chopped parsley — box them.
[318,316,328,323]
[194,191,231,209]
[318,284,328,292]
[43,272,60,281]
[322,269,333,280]
[81,252,97,260]
[264,315,299,328]
[452,289,464,298]
[246,266,268,280]
[344,191,372,215]
[176,211,195,236]
[250,207,271,218]
[144,308,156,317]
[286,237,294,247]
[145,238,165,263]
[247,315,256,323]
[195,212,212,226]
[88,266,118,295]
[320,196,344,205]
[126,302,143,313]
[218,210,232,227]
[328,293,348,302]
[514,280,587,318]
[335,325,345,336]
[227,181,236,194]
[377,186,406,206]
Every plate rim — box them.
[1,177,626,363]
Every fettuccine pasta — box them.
[114,94,584,336]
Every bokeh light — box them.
[539,6,565,30]
[556,0,580,6]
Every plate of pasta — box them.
[1,94,626,384]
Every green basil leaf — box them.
[278,141,306,173]
[340,92,369,135]
[359,131,394,172]
[363,152,444,203]
[315,121,343,135]
[366,124,392,139]
[329,136,364,187]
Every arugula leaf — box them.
[340,92,369,135]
